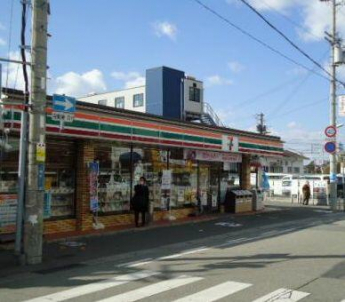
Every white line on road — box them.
[23,270,160,302]
[116,258,153,268]
[172,281,252,302]
[252,288,310,302]
[158,246,210,260]
[95,275,203,302]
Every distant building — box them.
[79,66,223,127]
[260,150,308,174]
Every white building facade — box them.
[260,150,307,175]
[79,86,146,113]
[79,66,208,123]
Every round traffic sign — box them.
[325,126,337,138]
[325,141,337,154]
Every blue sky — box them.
[0,0,344,158]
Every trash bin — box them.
[251,189,264,211]
[224,190,253,213]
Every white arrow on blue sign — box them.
[53,94,76,113]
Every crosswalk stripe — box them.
[252,288,310,302]
[96,275,203,302]
[23,270,160,302]
[172,281,252,302]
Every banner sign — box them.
[89,161,99,212]
[184,149,242,163]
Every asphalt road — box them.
[1,203,345,302]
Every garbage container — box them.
[224,190,253,213]
[251,189,264,211]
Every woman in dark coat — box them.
[132,177,149,227]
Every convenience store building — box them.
[0,89,284,240]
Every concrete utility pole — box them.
[23,0,49,265]
[329,0,338,211]
[256,113,267,135]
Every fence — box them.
[265,178,345,211]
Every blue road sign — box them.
[53,94,76,113]
[325,141,336,154]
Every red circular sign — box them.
[325,126,337,138]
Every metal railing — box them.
[202,102,225,127]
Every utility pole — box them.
[329,0,338,211]
[256,113,267,135]
[23,0,49,265]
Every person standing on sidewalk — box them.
[302,181,311,205]
[132,176,149,227]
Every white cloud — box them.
[0,37,6,46]
[205,75,233,87]
[1,51,30,90]
[153,21,177,41]
[111,71,145,88]
[287,121,297,129]
[247,0,298,13]
[229,0,341,42]
[54,69,107,97]
[228,61,245,73]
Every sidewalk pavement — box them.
[0,206,283,281]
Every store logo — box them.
[222,135,239,152]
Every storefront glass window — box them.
[45,139,77,219]
[132,147,167,209]
[169,150,198,208]
[95,144,131,214]
[0,136,19,234]
[220,163,241,204]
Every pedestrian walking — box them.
[131,176,149,227]
[302,181,311,205]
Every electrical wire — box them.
[271,97,328,120]
[234,77,301,108]
[192,0,334,83]
[259,0,326,42]
[20,0,29,98]
[238,0,334,81]
[5,0,15,88]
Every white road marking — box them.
[215,222,242,227]
[215,237,250,248]
[96,275,203,302]
[252,288,310,302]
[23,270,160,302]
[172,281,252,302]
[116,258,153,268]
[158,247,210,260]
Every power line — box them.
[259,0,325,42]
[192,0,335,83]
[238,0,334,81]
[271,97,327,120]
[234,77,301,108]
[5,0,15,87]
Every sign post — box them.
[52,94,76,130]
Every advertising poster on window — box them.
[161,170,172,190]
[200,190,208,206]
[89,161,100,212]
[0,194,17,234]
